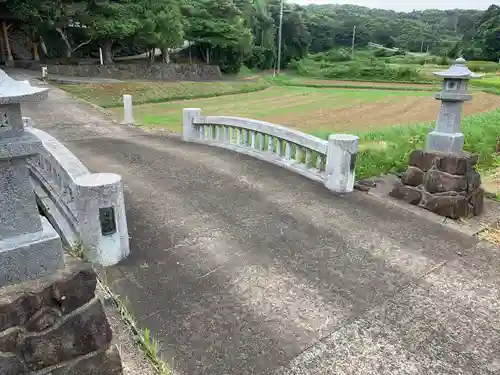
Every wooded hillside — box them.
[5,0,500,72]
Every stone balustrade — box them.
[183,109,359,193]
[26,125,130,266]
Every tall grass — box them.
[314,109,500,180]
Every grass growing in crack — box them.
[97,278,173,375]
[67,240,84,259]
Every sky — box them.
[291,0,498,12]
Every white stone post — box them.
[183,108,201,142]
[22,117,34,129]
[41,66,48,81]
[324,134,359,193]
[121,94,135,125]
[74,173,130,266]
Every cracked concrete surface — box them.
[19,76,500,375]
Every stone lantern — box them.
[0,69,63,287]
[390,58,484,219]
[427,57,482,153]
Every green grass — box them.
[312,109,500,180]
[59,79,270,108]
[472,76,500,92]
[268,74,439,91]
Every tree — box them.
[269,1,310,68]
[137,0,184,63]
[8,0,88,58]
[183,0,252,71]
[83,0,142,64]
[473,5,500,61]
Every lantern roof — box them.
[0,69,49,105]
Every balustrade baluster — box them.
[237,128,242,145]
[242,129,248,146]
[251,131,256,149]
[295,146,302,164]
[285,142,292,160]
[198,125,204,140]
[305,150,312,167]
[258,133,264,151]
[268,136,274,153]
[316,155,323,171]
[223,126,229,143]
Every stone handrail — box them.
[25,124,130,266]
[182,108,359,193]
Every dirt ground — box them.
[266,91,500,132]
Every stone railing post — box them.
[121,94,135,125]
[183,108,201,141]
[74,173,130,266]
[324,134,359,193]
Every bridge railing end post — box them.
[324,134,359,193]
[183,108,201,142]
[74,173,130,266]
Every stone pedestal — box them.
[0,256,122,375]
[0,70,63,287]
[391,150,484,219]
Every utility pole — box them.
[351,25,356,56]
[276,0,284,75]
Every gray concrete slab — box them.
[20,84,500,375]
[276,241,500,375]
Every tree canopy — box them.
[5,0,500,71]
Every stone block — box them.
[0,353,28,375]
[426,130,464,153]
[409,150,436,172]
[423,169,467,194]
[25,307,60,332]
[0,256,95,332]
[468,188,484,216]
[0,293,42,332]
[52,345,123,375]
[401,166,424,186]
[423,194,469,219]
[52,267,97,314]
[435,152,477,175]
[21,299,112,371]
[466,170,481,192]
[0,328,23,352]
[390,184,422,205]
[0,217,63,288]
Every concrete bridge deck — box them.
[21,81,500,375]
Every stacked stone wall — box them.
[391,150,484,219]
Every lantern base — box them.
[390,149,483,219]
[426,130,464,153]
[0,216,63,287]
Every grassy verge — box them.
[471,77,500,95]
[268,73,438,87]
[313,109,500,180]
[59,79,270,108]
[269,75,438,91]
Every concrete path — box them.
[4,68,123,84]
[21,81,500,375]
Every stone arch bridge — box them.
[16,76,500,375]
